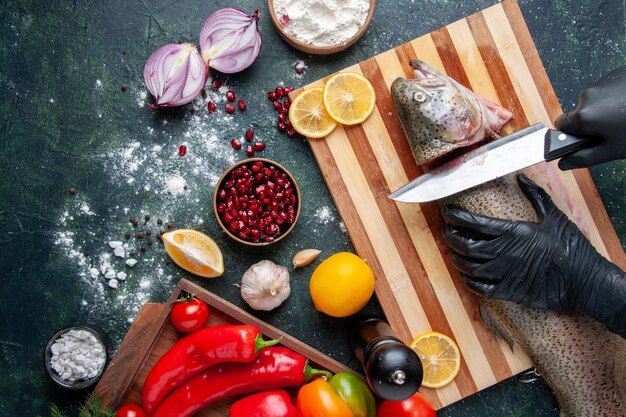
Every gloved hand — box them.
[555,65,626,170]
[442,174,626,337]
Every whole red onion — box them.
[199,8,262,74]
[143,43,208,108]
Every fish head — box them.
[391,59,485,165]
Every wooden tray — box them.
[291,0,626,409]
[94,278,354,414]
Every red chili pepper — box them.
[153,346,332,417]
[230,390,297,417]
[142,324,279,417]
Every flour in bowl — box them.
[273,0,370,47]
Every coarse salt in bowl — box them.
[43,324,111,390]
[268,0,376,55]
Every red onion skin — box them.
[144,43,208,108]
[199,8,261,74]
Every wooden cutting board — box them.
[94,279,354,414]
[292,0,626,409]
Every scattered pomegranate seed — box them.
[179,145,187,156]
[278,113,286,123]
[231,139,242,150]
[246,145,255,157]
[284,87,294,94]
[278,108,288,115]
[277,122,287,132]
[287,129,296,137]
[225,104,235,114]
[213,80,222,89]
[284,99,291,110]
[275,87,285,98]
[237,100,247,111]
[208,101,216,112]
[279,14,290,26]
[273,101,283,111]
[245,129,254,141]
[268,91,277,101]
[253,142,266,151]
[226,90,236,102]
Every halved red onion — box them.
[143,43,208,108]
[199,8,261,74]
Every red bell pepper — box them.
[376,392,436,417]
[141,324,279,416]
[153,346,332,417]
[230,390,297,417]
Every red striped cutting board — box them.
[291,0,626,409]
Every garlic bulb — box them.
[240,260,290,311]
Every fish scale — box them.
[391,62,626,415]
[448,178,626,416]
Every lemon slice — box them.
[288,87,338,139]
[322,72,376,125]
[162,229,224,278]
[411,331,461,388]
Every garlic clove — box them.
[293,249,321,268]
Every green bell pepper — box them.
[328,372,376,417]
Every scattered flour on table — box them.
[273,0,370,47]
[315,206,335,224]
[166,175,187,195]
[52,76,243,329]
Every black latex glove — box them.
[442,174,626,338]
[555,65,626,170]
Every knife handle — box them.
[544,129,590,161]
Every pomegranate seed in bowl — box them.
[213,159,300,246]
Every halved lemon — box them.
[288,87,338,139]
[161,229,224,278]
[411,331,461,388]
[322,72,376,125]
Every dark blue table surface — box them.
[0,0,624,415]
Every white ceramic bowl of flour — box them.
[269,0,376,54]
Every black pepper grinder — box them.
[350,317,423,401]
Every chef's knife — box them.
[388,123,590,203]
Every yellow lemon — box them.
[322,72,376,125]
[309,252,375,317]
[288,87,338,138]
[162,229,224,278]
[410,331,461,388]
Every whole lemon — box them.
[309,252,376,317]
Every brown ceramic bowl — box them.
[268,0,376,55]
[214,158,301,246]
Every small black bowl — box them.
[43,324,111,390]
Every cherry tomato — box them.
[115,403,146,417]
[376,392,435,417]
[170,295,209,332]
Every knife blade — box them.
[388,123,589,203]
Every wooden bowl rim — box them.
[267,0,376,55]
[213,158,301,247]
